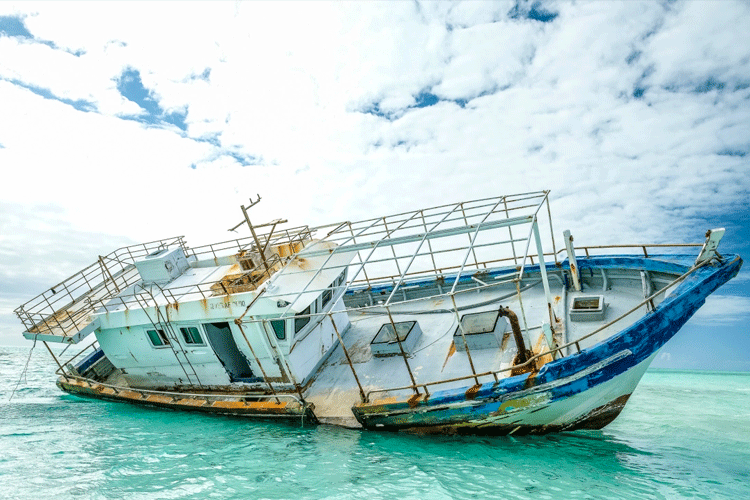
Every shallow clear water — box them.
[1,345,749,499]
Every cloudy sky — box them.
[1,1,748,369]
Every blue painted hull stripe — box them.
[353,254,743,429]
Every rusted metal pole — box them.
[532,219,557,324]
[503,196,519,267]
[98,256,121,293]
[43,341,70,382]
[329,313,367,402]
[241,204,270,273]
[450,294,480,386]
[385,307,420,394]
[235,319,280,403]
[498,307,530,364]
[563,230,581,292]
[260,320,304,400]
[544,192,559,266]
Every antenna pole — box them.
[240,196,270,273]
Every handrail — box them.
[14,227,314,338]
[362,256,722,402]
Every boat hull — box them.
[351,255,742,434]
[57,378,317,423]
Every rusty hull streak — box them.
[375,393,632,436]
[56,377,316,421]
[464,384,482,400]
[407,393,426,408]
[441,342,456,372]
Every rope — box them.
[9,335,38,402]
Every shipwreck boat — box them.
[15,191,741,434]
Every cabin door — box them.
[203,322,255,381]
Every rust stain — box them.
[523,370,538,389]
[200,298,209,313]
[211,401,245,409]
[118,390,143,400]
[247,401,288,410]
[511,351,535,377]
[175,398,207,407]
[441,342,456,372]
[407,393,424,408]
[145,394,174,404]
[500,331,511,350]
[532,333,554,370]
[465,384,482,400]
[369,396,398,406]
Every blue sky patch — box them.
[0,16,32,38]
[224,150,259,166]
[116,67,187,131]
[717,149,747,157]
[361,87,498,120]
[7,78,96,112]
[414,92,439,108]
[189,150,261,170]
[694,77,725,93]
[117,68,160,115]
[0,15,83,55]
[508,1,558,23]
[626,50,641,65]
[360,102,395,120]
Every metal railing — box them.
[361,253,722,403]
[14,224,315,340]
[14,236,186,338]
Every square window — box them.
[180,326,204,345]
[322,288,333,308]
[146,329,169,347]
[271,320,286,340]
[295,305,311,333]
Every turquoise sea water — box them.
[1,345,749,500]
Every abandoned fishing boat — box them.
[15,191,742,434]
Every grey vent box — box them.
[135,247,189,285]
[371,321,422,357]
[454,310,509,351]
[570,295,606,322]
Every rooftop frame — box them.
[263,190,556,320]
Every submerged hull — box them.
[351,255,742,434]
[57,378,317,422]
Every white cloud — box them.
[689,295,750,326]
[0,0,749,347]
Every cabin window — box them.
[322,288,333,308]
[146,329,169,347]
[180,326,204,345]
[271,320,286,340]
[295,305,311,333]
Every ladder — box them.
[135,285,202,387]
